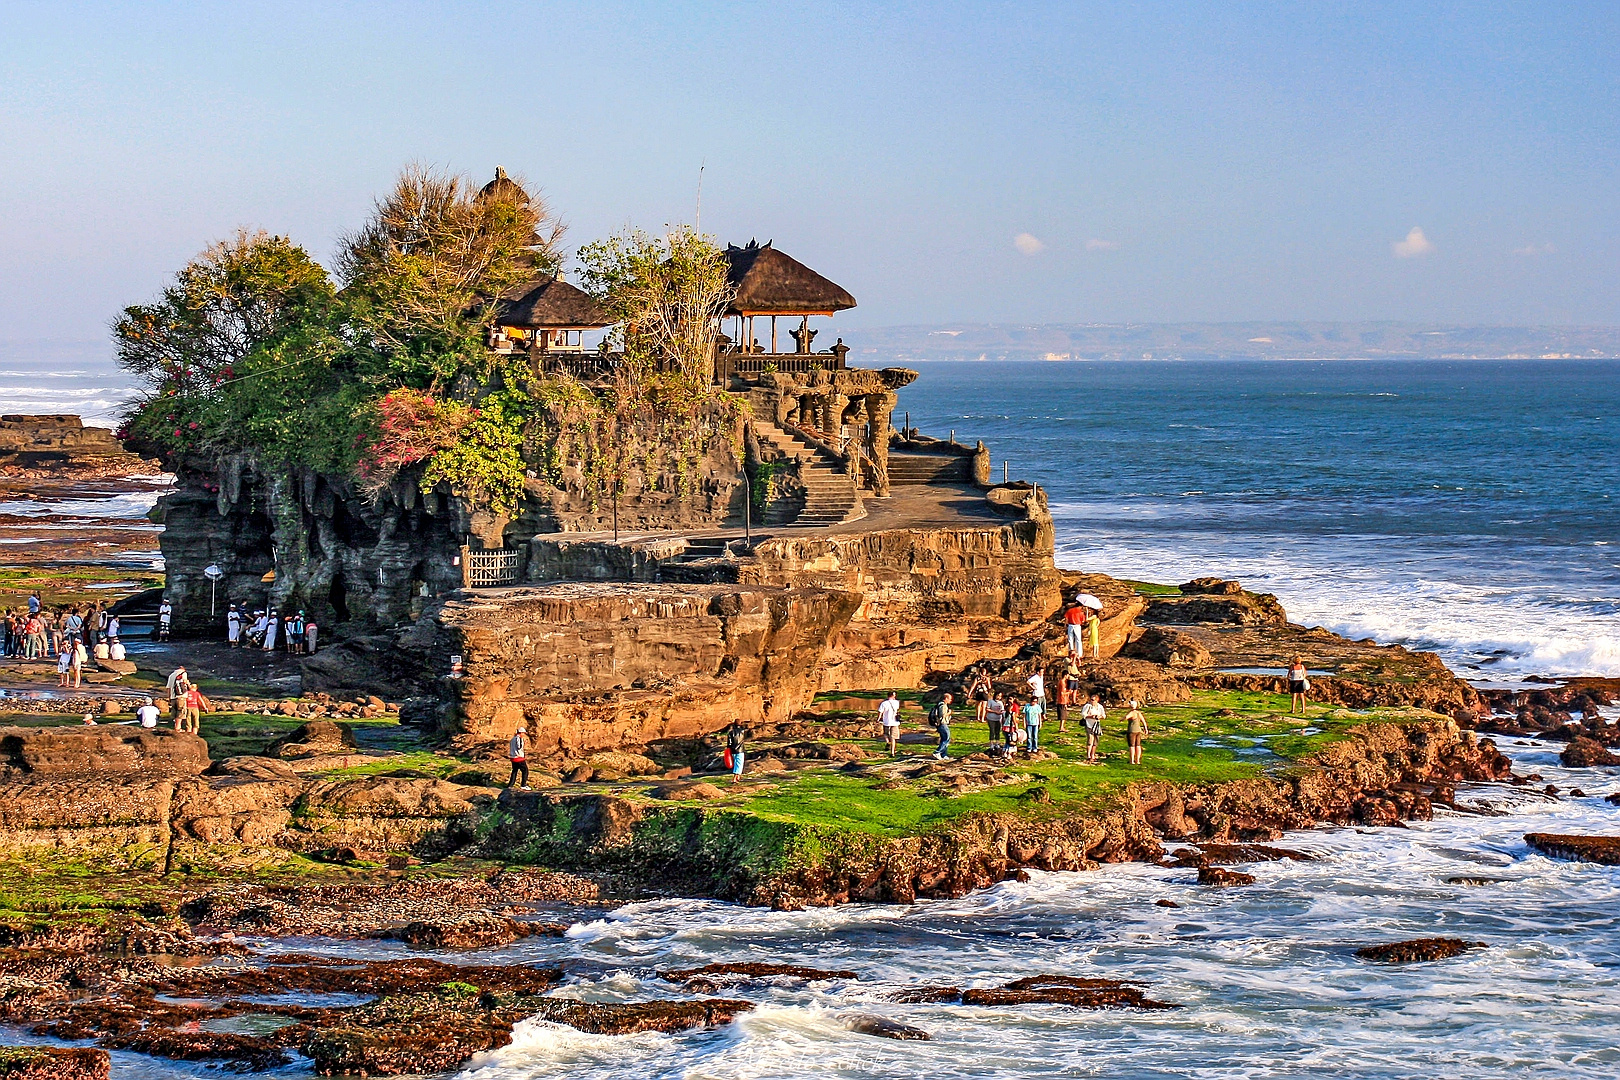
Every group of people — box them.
[908,670,1148,765]
[3,595,131,689]
[225,604,318,654]
[162,665,208,733]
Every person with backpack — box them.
[1125,700,1149,765]
[506,725,530,790]
[725,721,747,780]
[929,693,953,760]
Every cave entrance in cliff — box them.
[329,573,350,623]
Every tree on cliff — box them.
[339,165,566,385]
[114,230,354,468]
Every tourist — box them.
[1059,663,1082,733]
[1125,700,1148,765]
[68,637,84,689]
[1087,606,1102,659]
[1082,694,1106,764]
[968,671,992,728]
[56,643,73,687]
[166,666,188,716]
[877,691,901,756]
[157,599,172,640]
[63,607,83,646]
[226,604,242,647]
[287,612,303,655]
[506,725,530,790]
[27,592,40,616]
[182,683,205,734]
[263,608,279,651]
[725,720,747,779]
[1025,668,1045,711]
[1002,711,1018,756]
[136,697,159,730]
[248,610,267,646]
[1023,696,1043,753]
[24,613,45,659]
[304,616,318,655]
[44,610,59,655]
[985,691,1006,749]
[107,614,120,641]
[1064,600,1087,656]
[2,611,15,657]
[86,603,102,651]
[108,638,126,662]
[929,692,953,760]
[1288,656,1309,715]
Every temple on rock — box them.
[153,170,1036,744]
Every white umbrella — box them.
[1075,593,1103,610]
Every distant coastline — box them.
[841,322,1620,363]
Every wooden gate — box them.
[466,548,523,587]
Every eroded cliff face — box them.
[439,583,863,754]
[158,460,468,636]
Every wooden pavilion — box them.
[722,241,856,359]
[488,276,611,361]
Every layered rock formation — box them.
[0,415,142,469]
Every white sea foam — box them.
[0,491,162,520]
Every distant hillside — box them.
[840,323,1620,363]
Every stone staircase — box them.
[885,450,972,485]
[753,420,864,527]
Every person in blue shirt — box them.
[1023,698,1044,753]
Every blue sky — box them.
[2,0,1616,346]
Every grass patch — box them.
[1119,579,1182,596]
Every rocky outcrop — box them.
[1119,626,1214,668]
[476,719,1510,909]
[1354,938,1486,963]
[1559,736,1619,767]
[0,727,208,779]
[0,414,140,467]
[0,1047,109,1080]
[1525,833,1620,865]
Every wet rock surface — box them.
[1559,737,1620,768]
[842,1013,932,1040]
[1525,833,1620,865]
[661,962,859,993]
[1197,865,1256,886]
[0,1046,109,1080]
[1354,938,1487,963]
[893,974,1177,1010]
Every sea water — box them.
[60,744,1616,1079]
[895,359,1620,682]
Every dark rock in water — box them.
[0,1046,109,1080]
[1525,833,1620,865]
[1155,899,1181,908]
[964,974,1179,1010]
[529,997,753,1035]
[1171,843,1315,867]
[1355,938,1486,963]
[1545,785,1560,796]
[842,1013,931,1040]
[1446,876,1509,886]
[1560,737,1620,768]
[1606,793,1620,806]
[302,988,519,1076]
[1197,865,1256,886]
[384,915,562,949]
[1570,789,1586,798]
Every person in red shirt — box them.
[1064,601,1087,656]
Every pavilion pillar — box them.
[865,391,894,496]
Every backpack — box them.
[928,702,947,728]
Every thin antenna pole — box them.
[696,162,705,231]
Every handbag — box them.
[723,748,733,769]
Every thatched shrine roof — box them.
[492,276,610,329]
[724,241,856,316]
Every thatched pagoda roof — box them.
[492,276,610,329]
[724,241,856,316]
[479,165,529,205]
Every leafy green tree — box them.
[338,165,565,386]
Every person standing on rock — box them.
[107,614,120,642]
[929,693,953,760]
[1087,607,1102,659]
[183,683,205,734]
[1287,656,1309,715]
[1059,664,1082,733]
[1064,600,1087,657]
[27,592,40,617]
[1082,695,1106,764]
[304,616,318,655]
[157,599,172,641]
[263,608,279,652]
[877,692,902,756]
[985,691,1007,750]
[56,643,73,688]
[165,666,187,714]
[1023,696,1043,753]
[506,725,530,790]
[726,721,747,779]
[969,671,992,729]
[1025,669,1045,712]
[1125,700,1148,765]
[226,604,242,647]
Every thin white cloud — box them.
[1085,238,1119,251]
[1013,232,1044,256]
[1513,242,1555,256]
[1393,226,1434,258]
